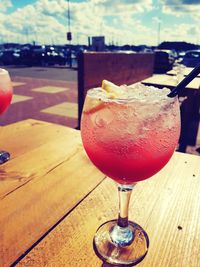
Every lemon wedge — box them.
[102,80,124,98]
[83,96,104,113]
[83,80,124,113]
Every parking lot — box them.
[3,65,77,81]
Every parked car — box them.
[0,49,21,65]
[153,49,175,73]
[18,45,67,66]
[181,50,200,67]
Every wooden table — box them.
[0,119,200,267]
[167,67,200,77]
[141,74,200,91]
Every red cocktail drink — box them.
[0,89,13,114]
[81,85,180,184]
[0,69,13,114]
[0,68,13,164]
[81,81,180,266]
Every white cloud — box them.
[159,0,200,44]
[69,0,154,44]
[161,23,200,44]
[0,0,12,12]
[162,0,200,4]
[35,0,68,17]
[161,0,200,19]
[0,0,199,46]
[0,0,68,44]
[89,0,153,14]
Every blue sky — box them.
[0,0,199,46]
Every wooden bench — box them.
[77,51,155,128]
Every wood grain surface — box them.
[167,68,200,77]
[141,74,200,91]
[16,152,200,267]
[83,53,154,89]
[0,119,105,267]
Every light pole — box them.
[67,0,72,68]
[157,20,161,46]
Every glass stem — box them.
[110,183,136,246]
[117,184,134,227]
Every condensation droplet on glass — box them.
[95,109,114,127]
[95,115,107,128]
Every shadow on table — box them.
[100,252,147,267]
[102,261,142,267]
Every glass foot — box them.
[0,150,10,164]
[93,220,149,266]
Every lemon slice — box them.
[83,80,124,113]
[83,96,104,113]
[102,80,124,98]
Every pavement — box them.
[3,65,77,82]
[0,66,78,128]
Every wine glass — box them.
[0,68,13,164]
[81,83,180,266]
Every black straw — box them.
[168,62,200,98]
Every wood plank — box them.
[0,127,80,197]
[167,67,200,77]
[17,152,200,267]
[142,74,200,91]
[0,119,80,198]
[0,119,76,159]
[0,120,106,266]
[83,53,154,89]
